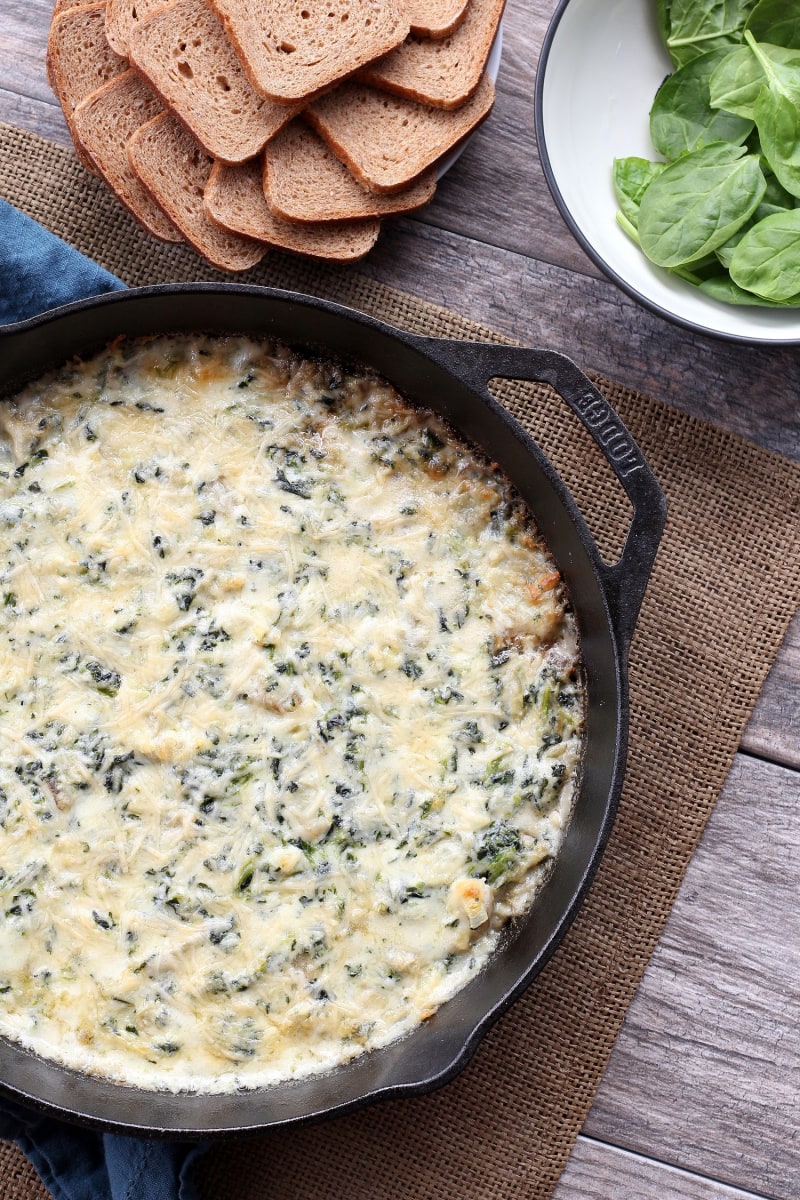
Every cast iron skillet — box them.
[0,284,666,1138]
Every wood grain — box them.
[0,87,68,146]
[584,753,800,1200]
[555,1138,775,1200]
[421,0,602,275]
[362,220,800,460]
[0,3,799,1200]
[0,1,57,107]
[742,611,800,769]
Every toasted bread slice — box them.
[307,72,494,193]
[128,0,302,163]
[361,0,504,109]
[403,0,470,39]
[47,2,128,170]
[47,0,96,90]
[263,120,435,222]
[105,0,164,55]
[53,0,89,15]
[72,71,182,241]
[205,159,380,260]
[128,113,267,270]
[206,0,409,103]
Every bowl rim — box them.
[533,0,800,348]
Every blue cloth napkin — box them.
[0,198,125,324]
[0,1099,206,1200]
[0,199,210,1198]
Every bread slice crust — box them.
[404,0,470,39]
[360,0,505,110]
[128,112,267,270]
[52,0,88,14]
[205,158,381,260]
[206,0,409,103]
[307,73,495,193]
[264,120,435,222]
[128,0,302,163]
[47,2,128,170]
[72,70,182,241]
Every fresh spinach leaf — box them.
[616,210,640,245]
[715,218,755,266]
[745,0,800,49]
[613,157,665,225]
[656,0,672,47]
[709,41,800,118]
[672,255,729,283]
[746,33,800,195]
[665,0,758,68]
[651,49,754,159]
[745,30,800,103]
[729,205,800,296]
[709,45,763,117]
[754,88,800,196]
[638,141,766,266]
[710,174,793,269]
[759,169,798,210]
[698,273,791,302]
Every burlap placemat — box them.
[2,125,800,1200]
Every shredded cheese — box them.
[0,335,583,1092]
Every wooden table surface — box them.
[1,2,799,1197]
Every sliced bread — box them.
[128,112,268,270]
[128,0,302,163]
[47,0,95,90]
[360,0,504,109]
[47,2,128,170]
[206,0,410,103]
[205,159,381,260]
[403,0,470,39]
[52,0,90,16]
[72,70,182,241]
[263,119,435,222]
[104,0,165,55]
[307,72,494,193]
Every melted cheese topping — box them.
[0,336,583,1092]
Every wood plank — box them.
[0,87,69,147]
[362,220,800,463]
[0,0,61,106]
[582,753,800,1200]
[0,7,798,1200]
[742,610,800,769]
[420,0,601,276]
[555,1137,773,1200]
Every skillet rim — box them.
[0,283,659,1136]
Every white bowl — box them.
[535,0,800,345]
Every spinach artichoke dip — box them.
[0,335,583,1093]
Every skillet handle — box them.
[427,340,667,652]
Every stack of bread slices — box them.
[47,0,504,271]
